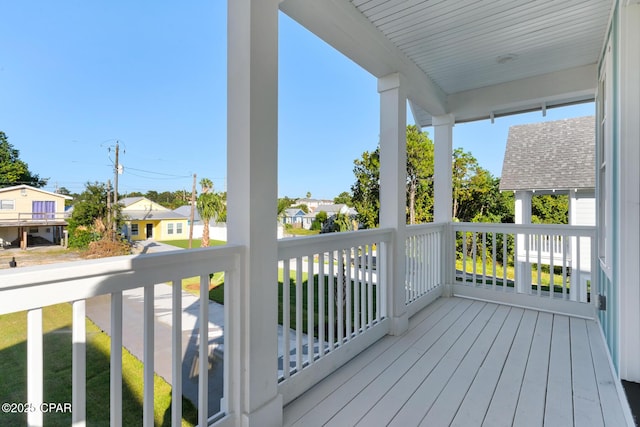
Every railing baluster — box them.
[337,250,344,346]
[143,285,154,427]
[27,308,43,427]
[462,231,468,284]
[367,244,373,325]
[576,239,582,302]
[296,257,303,368]
[328,251,335,350]
[198,274,209,427]
[307,255,315,363]
[345,248,352,340]
[111,291,123,427]
[353,248,360,335]
[562,235,568,299]
[482,232,487,287]
[549,234,555,299]
[537,235,542,296]
[283,260,290,378]
[360,245,366,331]
[503,232,508,292]
[472,232,477,285]
[318,252,325,356]
[72,300,86,426]
[171,279,183,425]
[492,232,497,291]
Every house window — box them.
[168,223,174,235]
[597,41,613,277]
[0,200,14,210]
[32,201,55,219]
[176,223,183,234]
[29,228,39,233]
[131,224,139,236]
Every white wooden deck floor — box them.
[283,297,629,427]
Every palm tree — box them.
[197,178,224,247]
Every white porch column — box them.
[378,73,408,335]
[618,1,640,383]
[514,191,532,293]
[433,114,454,222]
[227,1,282,425]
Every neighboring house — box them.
[307,203,358,230]
[0,185,72,248]
[120,197,188,241]
[500,116,596,294]
[281,208,306,228]
[294,198,332,212]
[174,204,201,225]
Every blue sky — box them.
[1,2,594,200]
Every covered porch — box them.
[2,0,639,426]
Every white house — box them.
[500,116,596,299]
[2,2,638,426]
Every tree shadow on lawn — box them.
[0,305,197,426]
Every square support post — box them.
[433,114,454,223]
[514,191,532,293]
[227,1,283,425]
[433,114,454,294]
[378,73,408,335]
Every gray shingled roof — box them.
[500,116,595,191]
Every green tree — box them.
[531,194,568,224]
[197,178,224,248]
[68,182,119,248]
[351,148,380,228]
[406,125,434,224]
[277,197,295,218]
[0,131,47,188]
[333,191,352,206]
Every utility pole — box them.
[113,142,120,240]
[188,173,197,249]
[107,180,112,240]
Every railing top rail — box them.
[405,222,446,237]
[278,228,392,259]
[451,221,596,237]
[0,244,244,314]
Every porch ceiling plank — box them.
[570,317,605,427]
[478,309,538,427]
[449,307,525,427]
[419,305,512,426]
[543,315,573,426]
[512,311,553,427]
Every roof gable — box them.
[120,197,169,212]
[499,116,595,192]
[0,184,73,200]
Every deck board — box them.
[283,296,629,427]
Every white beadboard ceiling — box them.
[280,0,613,125]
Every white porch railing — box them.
[405,223,444,306]
[0,245,242,427]
[451,222,598,318]
[277,228,392,404]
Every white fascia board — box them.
[280,0,447,116]
[448,64,598,123]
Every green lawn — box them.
[0,304,197,426]
[284,228,321,237]
[160,239,226,249]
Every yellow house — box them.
[120,197,188,241]
[0,185,72,248]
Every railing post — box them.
[442,222,454,296]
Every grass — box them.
[160,239,226,249]
[185,268,377,338]
[456,257,576,292]
[0,304,197,426]
[284,228,321,237]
